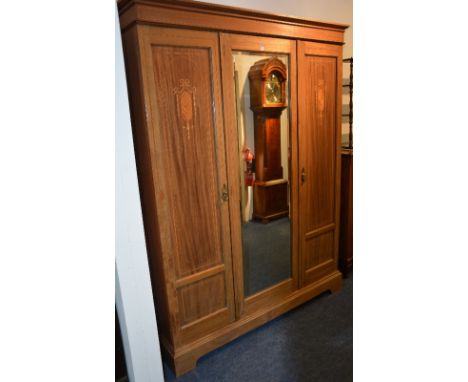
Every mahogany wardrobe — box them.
[118,0,348,376]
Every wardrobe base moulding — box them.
[161,271,342,376]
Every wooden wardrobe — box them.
[118,0,348,376]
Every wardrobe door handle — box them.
[301,168,307,183]
[221,184,229,201]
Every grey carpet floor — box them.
[242,217,291,296]
[163,272,353,382]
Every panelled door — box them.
[138,26,236,344]
[298,41,342,286]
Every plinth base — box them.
[162,270,342,376]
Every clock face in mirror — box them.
[265,72,282,104]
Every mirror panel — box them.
[232,51,291,297]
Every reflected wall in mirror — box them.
[232,52,291,297]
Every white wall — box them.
[115,7,165,382]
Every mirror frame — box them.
[220,33,299,318]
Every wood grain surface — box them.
[119,2,347,375]
[136,26,236,347]
[118,0,348,43]
[298,41,343,287]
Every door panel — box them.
[177,273,227,326]
[304,231,334,269]
[298,41,342,286]
[151,45,224,279]
[302,56,336,230]
[139,26,235,343]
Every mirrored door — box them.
[233,51,291,297]
[220,34,298,317]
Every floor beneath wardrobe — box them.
[163,272,353,382]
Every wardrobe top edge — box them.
[117,0,350,32]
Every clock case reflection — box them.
[248,57,288,223]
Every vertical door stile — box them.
[219,32,245,319]
[217,32,242,321]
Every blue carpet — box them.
[242,217,291,296]
[163,273,353,382]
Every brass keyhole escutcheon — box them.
[301,168,306,183]
[221,184,229,201]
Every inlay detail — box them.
[173,79,197,138]
[316,79,325,113]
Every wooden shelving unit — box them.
[339,57,353,276]
[342,57,353,149]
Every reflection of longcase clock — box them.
[248,57,288,223]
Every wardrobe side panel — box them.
[121,26,173,346]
